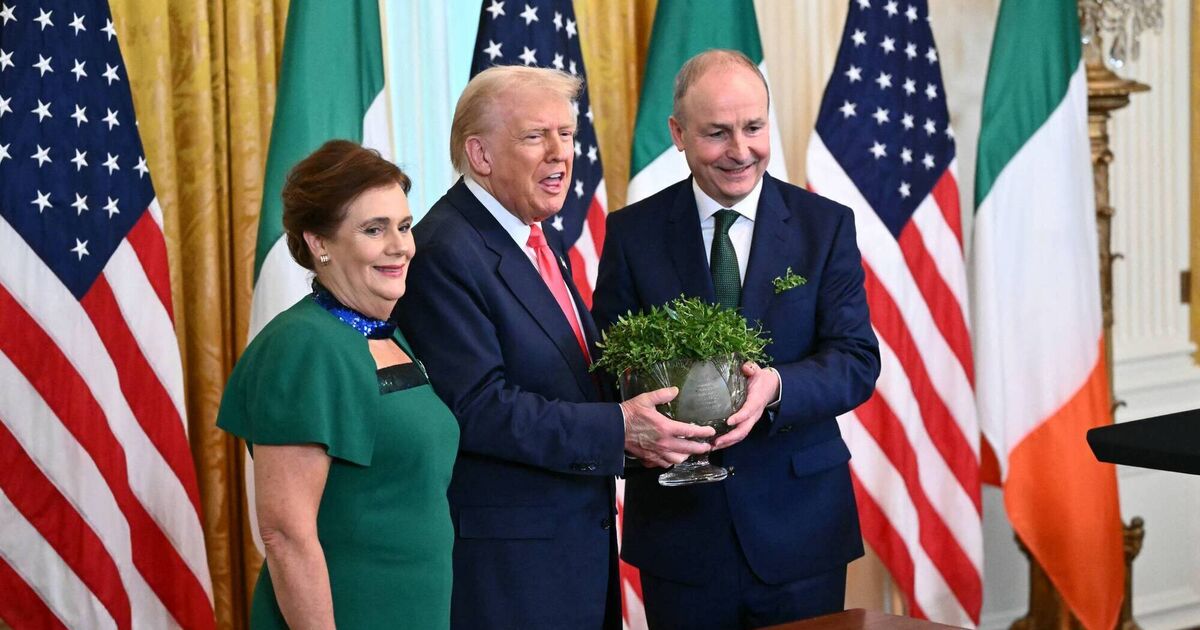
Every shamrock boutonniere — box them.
[773,267,807,294]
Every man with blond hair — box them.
[594,49,880,628]
[394,65,713,629]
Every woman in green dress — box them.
[218,140,459,628]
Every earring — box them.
[319,253,331,266]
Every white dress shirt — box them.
[692,177,781,406]
[463,176,587,337]
[695,177,764,284]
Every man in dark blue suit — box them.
[593,50,881,629]
[393,65,715,630]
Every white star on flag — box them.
[69,12,85,34]
[70,238,89,259]
[104,196,120,217]
[520,4,538,25]
[33,54,53,76]
[486,0,505,19]
[875,71,892,89]
[103,108,119,129]
[845,65,862,83]
[31,144,51,167]
[872,107,890,125]
[482,40,502,60]
[71,59,87,80]
[880,36,895,54]
[103,152,119,174]
[31,190,52,212]
[71,193,89,215]
[851,29,867,46]
[869,141,887,158]
[71,149,87,170]
[32,99,52,121]
[519,46,537,65]
[34,7,52,30]
[839,100,857,118]
[103,63,120,84]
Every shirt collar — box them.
[464,175,534,248]
[693,177,764,223]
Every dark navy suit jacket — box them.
[592,174,880,586]
[393,179,624,629]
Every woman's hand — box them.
[254,444,335,629]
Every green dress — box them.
[217,297,459,628]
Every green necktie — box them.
[710,209,741,311]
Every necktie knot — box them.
[527,223,548,249]
[714,209,739,235]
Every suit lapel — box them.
[449,181,596,397]
[667,179,717,303]
[741,176,797,324]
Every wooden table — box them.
[759,608,966,630]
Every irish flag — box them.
[972,2,1125,629]
[245,0,391,548]
[248,0,391,341]
[626,0,787,204]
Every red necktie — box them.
[527,224,591,363]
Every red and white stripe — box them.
[807,135,982,626]
[568,177,608,308]
[0,206,214,629]
[558,180,651,630]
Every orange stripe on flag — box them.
[1004,340,1123,630]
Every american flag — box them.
[471,0,607,305]
[805,0,981,625]
[0,1,214,628]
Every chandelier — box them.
[1078,0,1164,68]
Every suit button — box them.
[601,518,613,530]
[778,424,794,433]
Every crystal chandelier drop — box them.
[1078,0,1164,68]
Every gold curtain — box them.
[106,0,652,627]
[575,0,658,212]
[109,0,287,626]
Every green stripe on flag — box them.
[974,0,1081,206]
[254,0,385,280]
[630,0,764,175]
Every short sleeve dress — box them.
[217,296,459,629]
